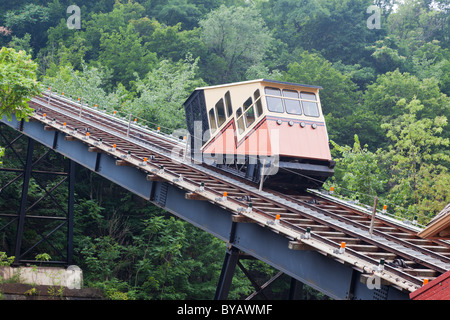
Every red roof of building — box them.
[410,269,450,300]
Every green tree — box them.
[413,165,450,223]
[3,4,50,32]
[366,36,407,74]
[2,2,57,56]
[0,47,40,121]
[332,61,376,91]
[99,23,157,89]
[151,0,202,29]
[72,179,252,300]
[261,0,383,66]
[43,62,133,114]
[0,251,14,266]
[129,56,205,131]
[8,33,34,56]
[381,98,450,221]
[329,135,387,205]
[361,69,450,148]
[131,18,206,64]
[41,30,91,74]
[408,40,450,96]
[199,4,273,83]
[42,0,148,73]
[387,0,449,54]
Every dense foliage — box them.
[0,47,40,121]
[0,0,449,299]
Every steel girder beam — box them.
[1,115,410,300]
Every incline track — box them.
[26,91,450,293]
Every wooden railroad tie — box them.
[231,214,255,223]
[146,174,166,182]
[115,159,134,167]
[185,192,208,201]
[288,241,314,251]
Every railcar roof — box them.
[185,79,322,103]
[194,79,323,91]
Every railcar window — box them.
[254,90,263,116]
[300,92,319,117]
[225,91,233,117]
[236,108,245,134]
[302,101,320,117]
[245,106,255,127]
[266,96,284,113]
[301,92,317,101]
[283,90,298,99]
[265,87,284,113]
[283,90,302,115]
[209,108,217,133]
[265,87,281,96]
[243,97,253,110]
[242,96,256,127]
[215,98,226,127]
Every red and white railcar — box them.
[183,79,335,190]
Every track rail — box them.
[277,192,450,271]
[25,91,450,293]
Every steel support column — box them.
[67,159,75,265]
[289,277,303,300]
[214,245,240,300]
[14,137,34,265]
[214,219,239,300]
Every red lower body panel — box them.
[202,116,331,162]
